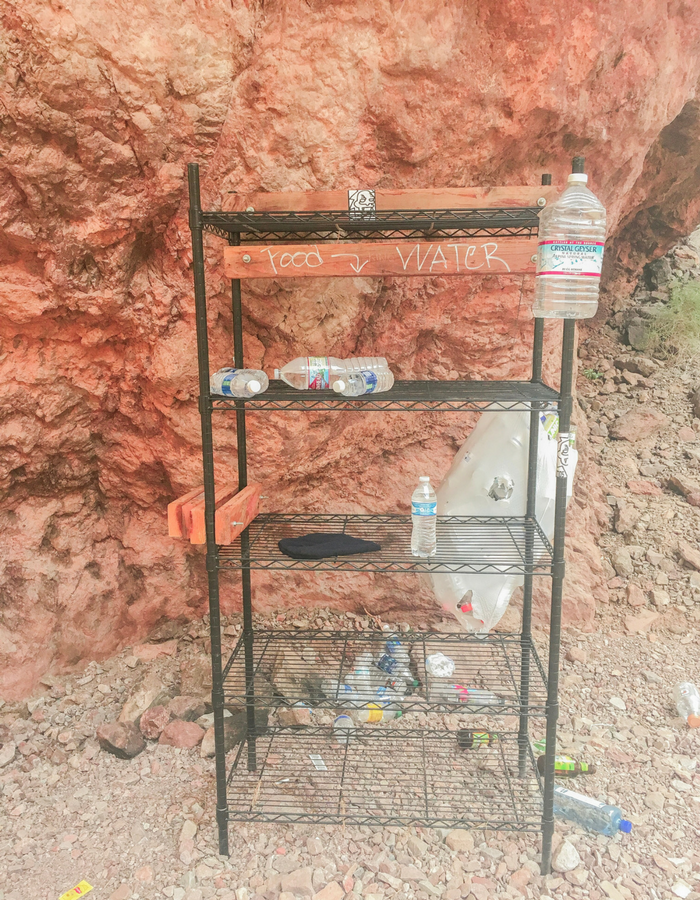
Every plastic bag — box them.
[430,409,577,632]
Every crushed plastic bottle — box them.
[534,156,607,319]
[536,755,596,776]
[351,700,402,724]
[210,367,269,398]
[345,651,383,702]
[411,476,437,558]
[429,683,505,707]
[425,652,455,679]
[332,714,354,744]
[674,682,700,728]
[553,786,632,836]
[275,356,393,391]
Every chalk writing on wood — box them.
[224,239,537,279]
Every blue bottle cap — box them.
[619,819,632,833]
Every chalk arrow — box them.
[330,253,370,273]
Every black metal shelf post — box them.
[186,163,575,871]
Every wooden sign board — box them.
[224,238,537,279]
[225,186,557,212]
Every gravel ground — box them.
[3,289,700,900]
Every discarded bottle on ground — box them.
[351,700,403,724]
[411,476,437,557]
[553,786,632,836]
[210,368,269,398]
[537,755,596,776]
[533,156,607,319]
[429,682,505,707]
[674,682,700,728]
[275,356,393,392]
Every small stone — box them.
[678,427,696,442]
[626,583,646,607]
[609,408,670,441]
[600,881,626,900]
[627,479,663,496]
[444,829,474,853]
[565,868,589,886]
[278,707,312,727]
[312,883,344,900]
[645,791,665,810]
[407,834,428,858]
[140,705,171,740]
[159,720,205,749]
[169,695,209,722]
[235,889,250,900]
[671,881,692,898]
[180,656,213,697]
[400,865,426,881]
[610,696,626,710]
[180,819,197,841]
[306,838,324,855]
[124,655,139,668]
[668,474,700,497]
[136,865,154,883]
[612,548,634,577]
[109,886,132,900]
[509,867,531,890]
[678,540,700,571]
[97,722,146,759]
[119,672,171,724]
[199,716,247,758]
[551,840,581,874]
[690,571,700,590]
[651,589,671,607]
[614,504,640,533]
[647,549,664,566]
[565,647,588,664]
[0,741,16,767]
[280,866,314,897]
[624,610,659,633]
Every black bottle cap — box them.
[541,174,552,186]
[571,156,586,174]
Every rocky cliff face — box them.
[2,0,700,697]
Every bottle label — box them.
[219,370,240,396]
[556,787,606,809]
[361,370,378,394]
[365,704,384,723]
[306,356,330,389]
[538,240,604,277]
[412,501,437,516]
[540,411,559,439]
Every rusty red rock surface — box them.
[1,1,700,696]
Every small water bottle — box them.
[321,678,354,704]
[534,156,607,319]
[673,682,700,728]
[210,368,269,398]
[332,365,395,396]
[554,786,632,836]
[352,700,402,724]
[275,357,347,390]
[411,476,437,557]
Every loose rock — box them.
[551,840,581,874]
[96,722,146,759]
[169,695,209,722]
[444,829,474,852]
[159,720,205,749]
[139,705,171,740]
[609,408,670,441]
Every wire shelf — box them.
[217,514,553,575]
[227,726,543,830]
[202,207,541,242]
[211,380,559,413]
[222,630,548,716]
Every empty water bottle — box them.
[275,356,393,391]
[210,367,269,398]
[534,156,607,319]
[332,367,395,396]
[411,476,437,558]
[553,786,632,836]
[351,700,402,724]
[430,682,505,707]
[321,677,355,704]
[674,682,700,728]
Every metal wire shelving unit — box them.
[187,164,575,873]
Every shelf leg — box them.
[541,319,576,875]
[518,317,544,776]
[188,162,229,857]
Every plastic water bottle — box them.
[533,156,607,319]
[332,714,354,744]
[411,476,437,558]
[274,356,392,391]
[210,368,269,398]
[351,700,403,724]
[553,786,632,836]
[674,682,700,728]
[321,678,355,704]
[429,683,505,707]
[332,367,395,396]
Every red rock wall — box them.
[2,0,700,697]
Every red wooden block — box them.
[168,485,204,538]
[215,483,262,545]
[188,484,240,545]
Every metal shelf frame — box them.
[187,163,575,874]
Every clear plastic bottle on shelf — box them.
[332,714,354,744]
[533,156,607,319]
[332,366,395,397]
[210,367,269,398]
[345,651,382,702]
[321,677,355,704]
[673,682,700,728]
[375,640,413,680]
[351,700,403,724]
[274,356,393,391]
[553,786,632,836]
[411,476,437,558]
[429,682,505,707]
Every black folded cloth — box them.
[278,532,380,559]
